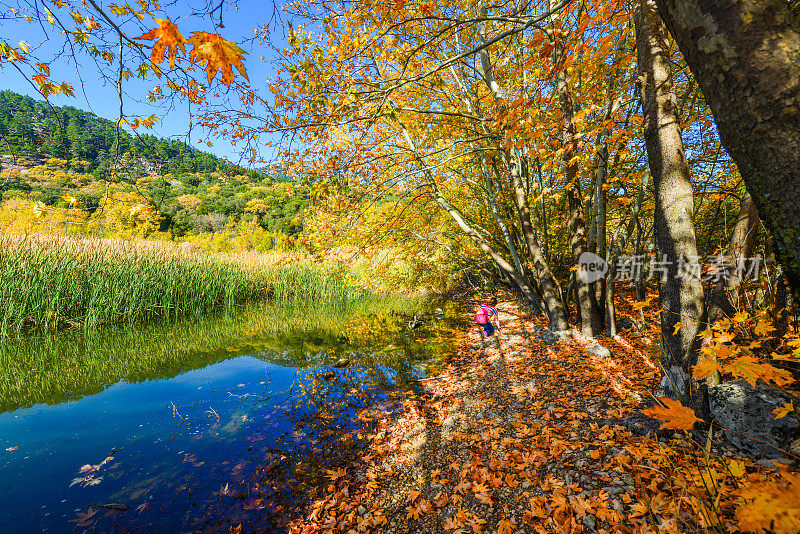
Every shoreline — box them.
[285,294,797,534]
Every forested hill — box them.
[0,91,313,247]
[0,90,253,178]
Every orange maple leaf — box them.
[136,18,186,68]
[443,515,464,530]
[497,517,517,534]
[405,505,421,520]
[724,355,793,387]
[692,357,723,380]
[188,32,248,85]
[642,397,701,430]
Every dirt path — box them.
[286,296,792,534]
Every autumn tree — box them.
[654,0,800,302]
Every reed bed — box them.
[0,234,353,331]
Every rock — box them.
[333,358,350,368]
[581,514,597,531]
[617,317,638,331]
[756,459,782,470]
[521,481,533,489]
[321,371,336,381]
[442,417,456,430]
[540,330,560,345]
[357,505,367,516]
[621,411,672,440]
[434,307,444,315]
[791,438,800,458]
[709,379,800,459]
[587,344,612,358]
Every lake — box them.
[0,298,462,533]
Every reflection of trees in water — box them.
[0,297,440,412]
[79,300,464,532]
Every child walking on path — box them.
[476,297,500,339]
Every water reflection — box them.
[0,298,463,533]
[0,297,462,413]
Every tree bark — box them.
[635,0,706,407]
[654,0,800,303]
[476,19,569,331]
[550,0,603,337]
[706,192,760,325]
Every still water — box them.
[0,299,461,533]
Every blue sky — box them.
[0,1,292,166]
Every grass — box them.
[0,234,357,331]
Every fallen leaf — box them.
[642,398,701,430]
[773,401,794,419]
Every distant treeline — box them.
[0,90,258,179]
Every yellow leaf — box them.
[725,356,793,387]
[754,318,776,337]
[773,401,794,419]
[728,459,745,478]
[732,311,750,323]
[642,397,701,430]
[188,32,248,85]
[673,321,684,335]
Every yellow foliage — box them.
[176,194,202,210]
[736,473,800,534]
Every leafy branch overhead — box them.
[136,18,247,85]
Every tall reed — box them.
[0,235,353,331]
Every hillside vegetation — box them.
[0,91,314,249]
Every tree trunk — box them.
[396,120,542,307]
[655,0,800,303]
[706,192,760,325]
[590,90,624,315]
[477,19,569,331]
[550,0,602,337]
[481,154,527,280]
[635,0,706,408]
[534,156,550,264]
